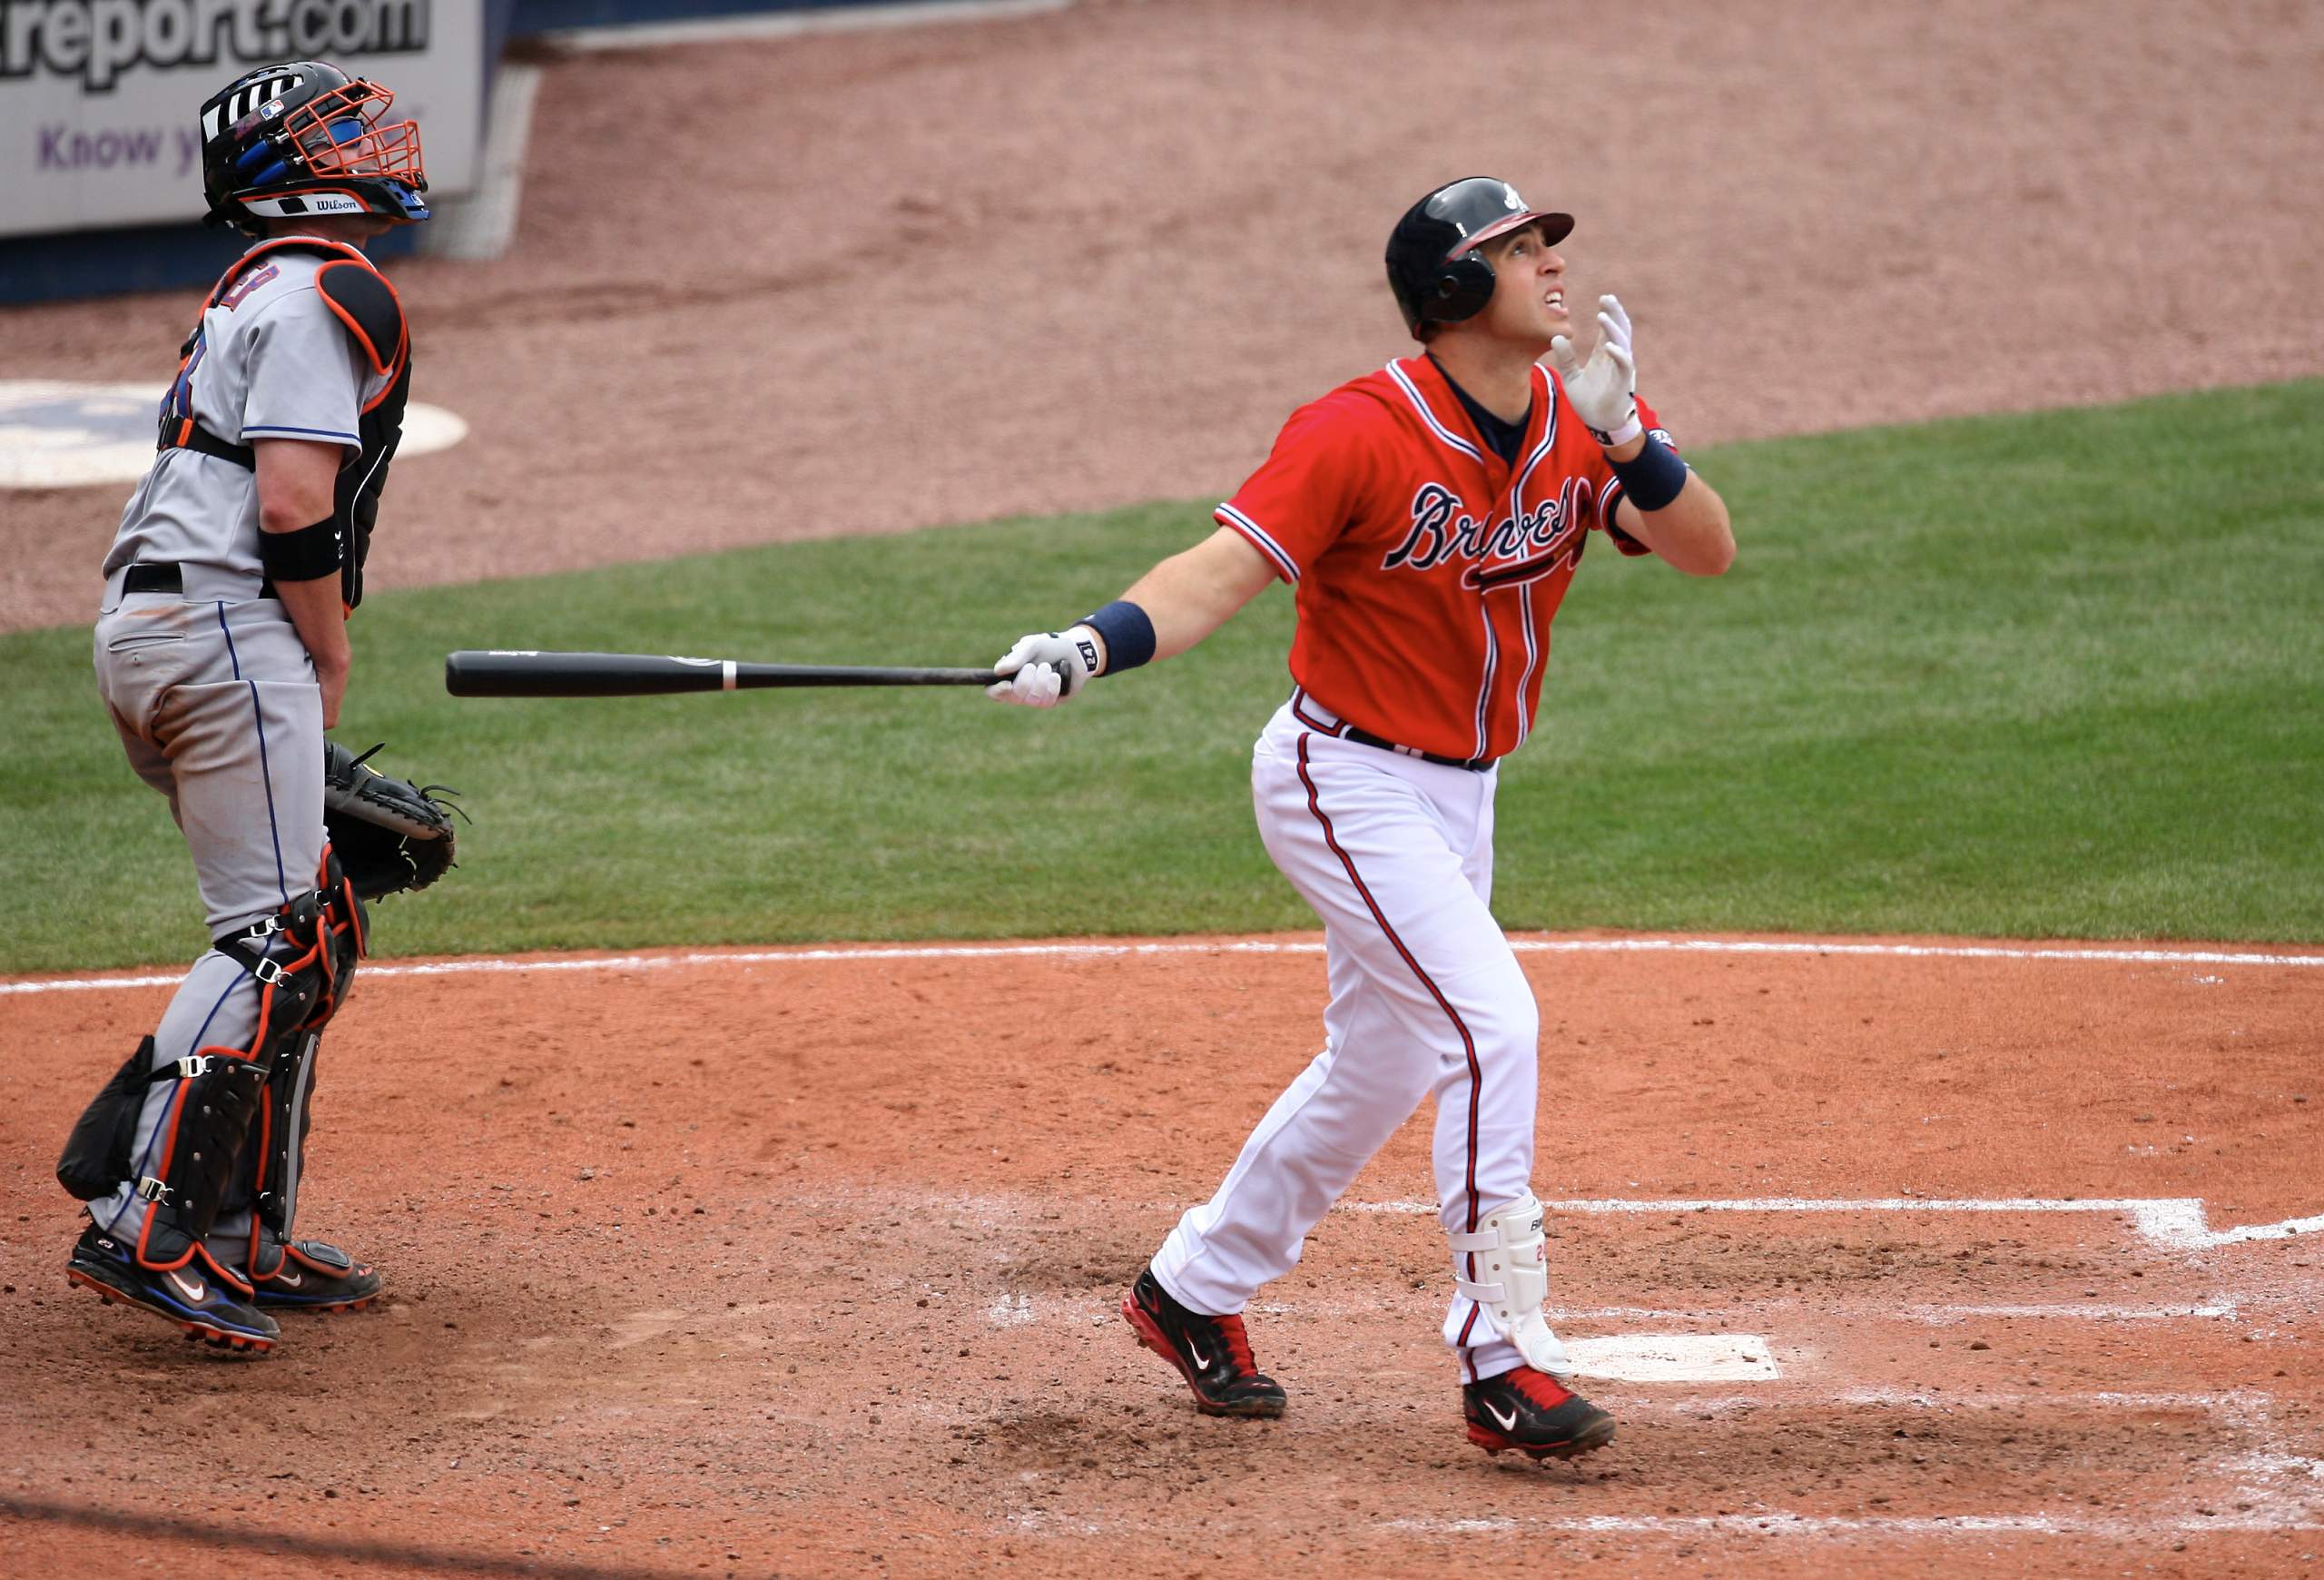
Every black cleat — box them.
[1122,1269,1287,1418]
[251,1238,383,1312]
[67,1224,279,1353]
[1463,1366,1615,1460]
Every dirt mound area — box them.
[6,0,2322,630]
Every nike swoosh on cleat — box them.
[165,1268,207,1304]
[1484,1398,1519,1432]
[1187,1338,1211,1369]
[275,1269,302,1288]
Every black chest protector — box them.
[160,238,412,611]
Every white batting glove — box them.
[988,626,1100,707]
[1548,294,1642,448]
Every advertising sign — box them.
[1,0,482,237]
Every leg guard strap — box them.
[1450,1191,1573,1378]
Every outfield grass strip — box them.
[6,379,2319,967]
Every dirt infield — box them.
[7,0,2324,629]
[5,933,2320,1577]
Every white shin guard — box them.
[1449,1191,1574,1378]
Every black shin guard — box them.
[243,853,363,1279]
[132,1051,275,1283]
[248,1029,323,1279]
[134,889,338,1286]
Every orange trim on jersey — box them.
[185,240,406,430]
[174,237,374,399]
[312,262,402,377]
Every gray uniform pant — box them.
[89,591,323,1260]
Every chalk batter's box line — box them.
[1341,1195,2324,1253]
[8,933,2321,998]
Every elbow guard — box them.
[259,517,346,584]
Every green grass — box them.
[5,380,2320,971]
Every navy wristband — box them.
[1606,432,1689,514]
[1080,599,1157,676]
[259,516,345,583]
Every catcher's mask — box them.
[200,61,428,233]
[1384,177,1572,338]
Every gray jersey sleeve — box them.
[240,291,365,449]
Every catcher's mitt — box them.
[323,740,462,900]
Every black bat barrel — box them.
[446,650,733,697]
[445,650,1000,697]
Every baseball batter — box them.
[55,61,429,1353]
[988,177,1735,1457]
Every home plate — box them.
[1563,1334,1779,1382]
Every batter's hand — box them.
[1549,294,1642,448]
[988,627,1100,707]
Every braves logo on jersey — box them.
[1384,476,1594,590]
[1216,355,1666,763]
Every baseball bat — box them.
[444,649,1003,698]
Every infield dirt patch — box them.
[5,933,2321,1577]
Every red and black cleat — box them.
[1122,1269,1287,1418]
[251,1238,383,1312]
[67,1224,279,1353]
[1462,1366,1616,1460]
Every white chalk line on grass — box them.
[1343,1195,2324,1253]
[9,933,2319,999]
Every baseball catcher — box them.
[56,59,454,1354]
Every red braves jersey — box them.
[1216,355,1666,763]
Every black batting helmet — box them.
[199,61,429,233]
[1384,177,1572,337]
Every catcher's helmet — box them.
[199,61,428,233]
[1384,177,1572,337]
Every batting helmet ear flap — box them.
[1429,252,1500,325]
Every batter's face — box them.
[1474,222,1570,346]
